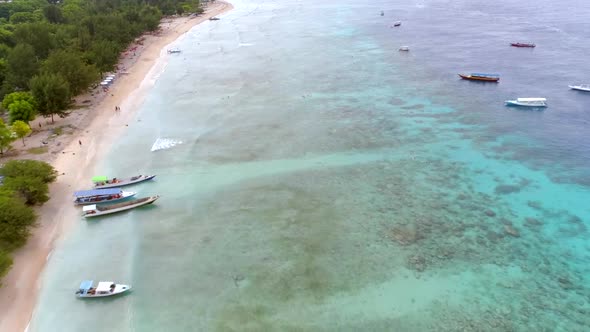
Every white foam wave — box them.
[151,138,183,152]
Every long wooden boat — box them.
[510,42,535,48]
[73,188,136,205]
[93,175,156,189]
[83,196,159,218]
[76,280,131,298]
[458,73,500,82]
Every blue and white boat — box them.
[73,188,136,205]
[75,280,131,298]
[505,97,547,107]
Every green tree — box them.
[42,49,99,95]
[11,120,31,146]
[0,119,16,154]
[12,22,55,59]
[43,5,64,24]
[0,250,12,281]
[6,43,38,90]
[29,73,71,123]
[0,193,36,248]
[88,39,120,74]
[8,100,36,124]
[0,159,56,183]
[2,91,36,111]
[9,12,37,24]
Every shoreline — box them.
[0,2,233,331]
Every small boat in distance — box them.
[209,17,220,21]
[569,84,590,92]
[167,48,181,54]
[83,196,159,218]
[393,21,401,27]
[93,175,156,189]
[459,73,500,82]
[399,46,409,51]
[511,42,535,48]
[76,280,131,298]
[505,98,547,107]
[73,188,136,205]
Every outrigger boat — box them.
[505,97,547,107]
[83,196,159,218]
[73,188,136,205]
[76,280,131,298]
[458,73,500,82]
[510,42,535,48]
[569,84,590,92]
[93,175,156,189]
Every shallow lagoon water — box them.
[30,0,590,331]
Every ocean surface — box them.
[29,0,590,331]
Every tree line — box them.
[0,159,56,282]
[0,0,203,133]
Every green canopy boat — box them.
[92,176,109,183]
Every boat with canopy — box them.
[505,97,547,107]
[76,280,131,298]
[73,188,136,205]
[93,175,156,189]
[83,195,159,218]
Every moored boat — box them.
[458,73,500,82]
[83,196,159,218]
[76,280,131,298]
[505,97,547,107]
[569,84,590,92]
[93,175,156,189]
[399,46,409,51]
[393,21,401,27]
[73,188,136,205]
[510,42,535,48]
[167,48,181,54]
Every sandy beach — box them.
[0,2,233,331]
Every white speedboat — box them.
[505,98,547,107]
[399,46,409,51]
[76,280,131,298]
[569,84,590,92]
[83,195,159,218]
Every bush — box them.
[0,250,13,283]
[3,176,49,205]
[0,159,57,183]
[0,194,36,250]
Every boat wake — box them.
[151,138,183,152]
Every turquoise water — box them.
[30,0,590,331]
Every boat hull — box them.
[510,43,535,48]
[77,285,131,298]
[458,74,499,82]
[569,85,590,92]
[505,101,547,107]
[84,196,159,218]
[94,175,156,189]
[74,191,136,205]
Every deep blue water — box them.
[29,0,590,331]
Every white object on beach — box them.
[151,138,183,152]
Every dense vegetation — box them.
[0,0,205,283]
[0,159,56,282]
[0,0,203,125]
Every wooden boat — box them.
[73,188,136,205]
[505,98,547,107]
[76,280,131,298]
[569,84,590,92]
[393,21,401,27]
[458,73,500,82]
[511,42,535,48]
[93,175,156,189]
[399,46,409,51]
[83,196,159,218]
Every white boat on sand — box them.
[76,280,131,298]
[83,196,159,218]
[93,175,156,189]
[569,84,590,92]
[505,98,547,107]
[73,188,136,205]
